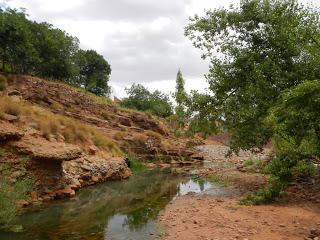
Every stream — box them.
[0,168,231,240]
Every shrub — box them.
[126,155,146,174]
[0,98,22,116]
[240,177,284,205]
[243,158,267,173]
[0,76,7,91]
[242,81,320,205]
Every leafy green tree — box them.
[185,0,320,152]
[268,80,319,182]
[29,21,79,80]
[73,49,111,96]
[186,91,218,137]
[0,9,36,73]
[121,84,173,118]
[241,81,319,204]
[173,69,188,127]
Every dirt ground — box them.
[158,144,320,240]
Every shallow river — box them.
[0,168,228,240]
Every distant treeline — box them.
[0,8,111,96]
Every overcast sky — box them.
[3,0,320,98]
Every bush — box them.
[120,84,173,118]
[0,98,22,116]
[240,177,284,205]
[126,155,146,174]
[243,81,320,205]
[0,76,7,91]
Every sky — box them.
[3,0,320,98]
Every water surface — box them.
[0,169,225,240]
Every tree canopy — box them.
[0,8,111,96]
[185,0,320,152]
[120,84,173,118]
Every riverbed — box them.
[0,168,227,240]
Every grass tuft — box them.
[0,96,123,157]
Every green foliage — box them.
[0,76,7,91]
[72,50,111,96]
[185,0,320,153]
[240,177,284,205]
[243,159,267,173]
[173,70,188,127]
[0,161,34,227]
[0,147,6,158]
[120,84,173,118]
[0,8,111,97]
[242,80,320,204]
[267,80,320,181]
[127,155,146,174]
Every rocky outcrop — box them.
[4,74,202,163]
[0,121,24,141]
[13,136,82,161]
[63,156,131,188]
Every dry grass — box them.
[132,133,148,145]
[0,96,123,157]
[114,131,127,141]
[0,98,22,116]
[145,130,163,141]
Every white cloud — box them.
[5,0,320,98]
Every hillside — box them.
[0,73,202,205]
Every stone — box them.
[8,90,21,96]
[91,176,99,183]
[88,146,99,155]
[13,136,82,161]
[55,188,76,198]
[16,200,30,208]
[1,113,19,122]
[0,121,24,141]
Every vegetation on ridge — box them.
[0,8,111,96]
[0,96,122,157]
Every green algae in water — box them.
[0,169,230,240]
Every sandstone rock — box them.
[55,188,75,198]
[16,200,30,208]
[91,176,99,183]
[88,145,99,155]
[8,90,22,96]
[0,121,24,141]
[190,154,204,161]
[1,113,19,122]
[13,136,82,161]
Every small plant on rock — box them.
[0,76,7,92]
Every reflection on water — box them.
[0,169,223,240]
[177,179,212,196]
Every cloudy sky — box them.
[3,0,320,98]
